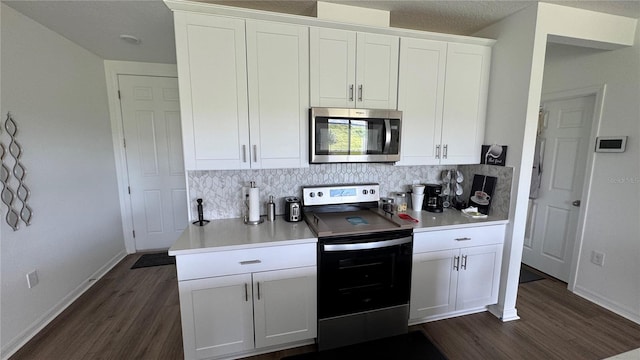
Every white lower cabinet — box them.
[176,246,317,360]
[410,225,504,322]
[179,274,255,359]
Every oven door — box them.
[318,230,413,319]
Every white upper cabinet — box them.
[175,13,250,170]
[310,27,399,109]
[396,38,447,166]
[246,20,309,169]
[397,39,491,166]
[174,14,309,170]
[440,43,491,165]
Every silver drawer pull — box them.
[239,260,261,265]
[455,237,472,241]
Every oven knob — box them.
[309,192,315,198]
[370,189,376,195]
[362,189,368,195]
[318,192,324,197]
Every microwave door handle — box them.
[383,119,392,154]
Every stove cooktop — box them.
[304,208,413,237]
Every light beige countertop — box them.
[401,208,508,232]
[169,216,317,256]
[169,209,508,256]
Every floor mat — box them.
[281,331,447,360]
[131,252,175,269]
[519,267,545,283]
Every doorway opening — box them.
[523,86,605,287]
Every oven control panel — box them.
[302,183,380,206]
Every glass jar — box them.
[394,192,408,213]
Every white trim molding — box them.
[103,61,178,253]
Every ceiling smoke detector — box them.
[119,34,141,45]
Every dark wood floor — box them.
[11,257,640,360]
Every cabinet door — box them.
[356,32,399,109]
[174,13,250,170]
[396,38,447,166]
[456,244,502,311]
[178,274,254,360]
[246,20,309,169]
[253,266,317,348]
[440,43,491,165]
[309,27,357,108]
[410,249,458,319]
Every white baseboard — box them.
[1,250,128,360]
[573,286,640,325]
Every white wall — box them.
[473,4,541,321]
[542,25,640,322]
[476,3,638,323]
[0,5,126,357]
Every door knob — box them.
[572,200,581,207]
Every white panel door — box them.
[410,249,458,319]
[523,95,595,281]
[253,266,317,348]
[309,27,357,108]
[397,38,447,166]
[456,244,502,310]
[440,43,491,165]
[356,32,399,109]
[178,274,254,360]
[118,75,187,251]
[175,13,250,170]
[246,20,309,169]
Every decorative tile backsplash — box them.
[188,163,513,220]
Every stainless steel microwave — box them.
[310,108,402,163]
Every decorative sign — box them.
[481,144,508,166]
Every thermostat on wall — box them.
[595,136,627,152]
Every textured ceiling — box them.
[4,1,640,64]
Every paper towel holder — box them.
[244,182,264,225]
[192,198,210,226]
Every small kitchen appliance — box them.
[302,183,413,351]
[284,197,302,222]
[424,184,443,213]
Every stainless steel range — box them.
[302,183,414,351]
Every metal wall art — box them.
[1,112,32,230]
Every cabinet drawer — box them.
[413,225,505,253]
[176,243,317,281]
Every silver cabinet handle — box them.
[436,145,441,159]
[455,237,472,241]
[239,260,261,265]
[253,145,258,162]
[572,200,581,207]
[244,283,248,302]
[242,145,247,163]
[453,256,460,271]
[461,255,468,270]
[349,84,354,101]
[443,144,448,159]
[257,282,261,300]
[358,85,363,101]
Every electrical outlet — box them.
[591,251,605,267]
[26,270,39,288]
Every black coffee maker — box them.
[424,184,443,213]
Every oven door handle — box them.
[323,236,412,251]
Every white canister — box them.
[411,193,425,210]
